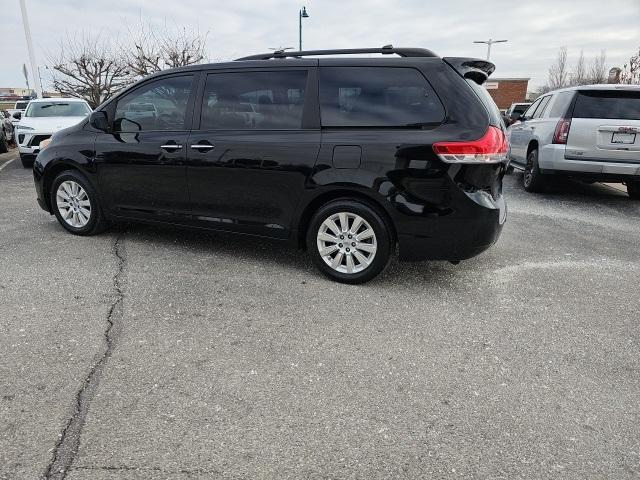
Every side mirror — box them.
[14,112,22,120]
[89,111,109,132]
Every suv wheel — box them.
[20,154,33,168]
[307,199,391,284]
[627,181,640,200]
[523,148,546,193]
[0,133,8,154]
[50,170,108,235]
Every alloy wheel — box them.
[56,180,91,228]
[524,155,534,188]
[316,212,377,274]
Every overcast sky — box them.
[2,0,639,91]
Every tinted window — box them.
[512,104,529,115]
[573,90,640,120]
[320,67,444,127]
[533,96,551,118]
[25,102,91,118]
[548,91,575,118]
[466,79,503,126]
[15,102,29,109]
[200,71,307,130]
[114,75,194,132]
[522,97,542,119]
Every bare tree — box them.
[123,20,208,78]
[587,50,607,84]
[548,47,569,90]
[569,50,587,86]
[620,46,640,84]
[51,33,132,107]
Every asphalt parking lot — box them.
[1,149,639,480]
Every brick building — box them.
[484,78,530,110]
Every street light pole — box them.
[19,0,42,98]
[298,6,309,51]
[473,38,508,61]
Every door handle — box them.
[160,144,183,152]
[190,143,215,152]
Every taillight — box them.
[553,118,571,144]
[432,126,508,164]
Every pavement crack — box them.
[42,232,127,480]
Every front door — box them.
[96,74,196,220]
[186,68,321,238]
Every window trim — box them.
[318,66,446,129]
[532,95,551,119]
[110,72,199,133]
[192,67,319,131]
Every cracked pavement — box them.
[1,149,639,479]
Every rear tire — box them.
[523,148,546,193]
[627,181,640,200]
[20,154,33,168]
[0,134,8,154]
[50,170,108,235]
[307,199,392,284]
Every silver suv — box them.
[507,84,640,199]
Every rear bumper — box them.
[539,144,640,179]
[395,181,506,262]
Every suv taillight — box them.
[553,119,571,144]
[432,126,508,164]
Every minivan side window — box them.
[113,75,194,132]
[319,67,444,127]
[200,71,308,130]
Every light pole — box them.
[19,0,42,98]
[298,6,309,51]
[473,38,508,61]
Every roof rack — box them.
[235,45,437,61]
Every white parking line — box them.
[0,156,16,173]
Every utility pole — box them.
[473,38,508,61]
[298,6,309,51]
[19,0,42,98]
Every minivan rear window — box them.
[319,67,444,127]
[573,90,640,120]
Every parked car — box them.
[0,124,9,153]
[14,100,30,111]
[16,98,92,168]
[507,84,640,199]
[503,102,531,126]
[1,109,15,145]
[33,46,508,283]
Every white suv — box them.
[16,98,92,168]
[507,84,640,199]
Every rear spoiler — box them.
[443,57,495,85]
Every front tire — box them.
[307,199,392,284]
[50,170,108,235]
[523,148,546,193]
[20,154,33,168]
[0,134,8,154]
[627,181,640,200]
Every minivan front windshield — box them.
[25,102,91,118]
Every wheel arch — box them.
[42,161,91,213]
[526,139,539,157]
[295,187,397,249]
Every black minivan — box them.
[33,46,508,283]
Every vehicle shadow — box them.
[509,171,632,201]
[106,222,452,286]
